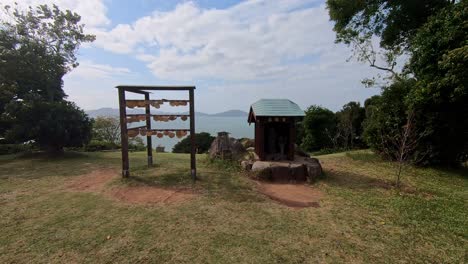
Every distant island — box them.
[86,108,248,118]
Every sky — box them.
[4,0,382,113]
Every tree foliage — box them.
[300,103,366,152]
[336,102,366,149]
[92,116,121,144]
[362,78,414,158]
[4,101,92,152]
[408,1,468,165]
[172,132,215,154]
[326,0,453,77]
[328,0,467,166]
[300,105,337,151]
[0,4,95,152]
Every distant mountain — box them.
[211,110,248,117]
[86,108,120,117]
[85,108,248,118]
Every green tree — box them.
[4,101,92,152]
[363,78,415,159]
[173,132,215,154]
[300,105,337,151]
[0,4,95,152]
[335,102,366,149]
[326,0,453,80]
[329,0,467,166]
[408,1,468,165]
[92,116,121,144]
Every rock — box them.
[294,144,310,157]
[252,161,271,171]
[239,138,254,148]
[303,158,322,181]
[209,132,246,160]
[241,160,253,171]
[270,165,290,182]
[289,163,308,182]
[252,161,272,181]
[251,158,322,183]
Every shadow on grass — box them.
[345,151,383,162]
[123,169,193,188]
[121,161,263,203]
[321,166,422,195]
[0,151,91,164]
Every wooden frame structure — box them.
[116,85,196,180]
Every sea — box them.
[129,116,254,151]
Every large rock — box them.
[209,132,246,160]
[251,161,272,180]
[289,163,308,182]
[241,160,253,171]
[294,144,310,157]
[251,157,322,183]
[297,157,322,181]
[240,138,254,148]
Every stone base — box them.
[251,156,322,183]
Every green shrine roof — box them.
[248,99,305,122]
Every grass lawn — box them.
[0,150,466,263]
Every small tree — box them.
[379,111,426,187]
[173,132,214,154]
[335,102,366,149]
[92,117,121,144]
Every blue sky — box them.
[6,0,381,113]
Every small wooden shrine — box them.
[116,85,196,179]
[248,99,305,161]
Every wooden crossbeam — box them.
[126,114,190,117]
[127,128,191,132]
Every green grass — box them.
[0,150,466,263]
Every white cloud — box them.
[63,60,135,110]
[93,0,336,81]
[66,60,131,80]
[90,0,385,86]
[3,0,384,112]
[1,0,110,30]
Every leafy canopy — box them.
[301,105,337,151]
[0,4,95,151]
[92,117,121,144]
[326,0,453,77]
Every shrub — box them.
[84,140,119,152]
[173,132,215,153]
[0,144,31,155]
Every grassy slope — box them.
[0,151,466,263]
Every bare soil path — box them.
[67,168,196,205]
[256,182,322,208]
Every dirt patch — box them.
[256,182,322,208]
[111,187,195,205]
[67,168,117,192]
[67,168,196,205]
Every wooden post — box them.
[118,88,130,177]
[145,93,153,167]
[288,118,295,161]
[255,119,265,161]
[189,88,196,180]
